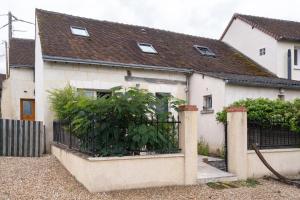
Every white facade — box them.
[1,67,35,119]
[222,18,300,80]
[190,73,300,152]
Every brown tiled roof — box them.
[221,13,300,42]
[36,9,273,77]
[9,38,35,68]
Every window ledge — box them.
[200,109,214,114]
[294,67,300,70]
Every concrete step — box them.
[197,173,238,184]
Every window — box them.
[203,95,212,110]
[194,45,216,57]
[294,48,300,67]
[156,93,170,113]
[70,26,89,37]
[79,89,111,99]
[96,91,111,99]
[137,43,157,54]
[278,94,285,101]
[259,48,266,56]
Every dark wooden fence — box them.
[0,119,46,157]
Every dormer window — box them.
[70,26,89,37]
[194,45,215,57]
[137,43,157,54]
[194,45,216,57]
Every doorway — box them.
[20,99,35,121]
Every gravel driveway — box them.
[0,155,300,200]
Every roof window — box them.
[70,26,89,37]
[194,45,215,57]
[137,43,157,54]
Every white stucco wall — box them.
[1,68,35,119]
[277,41,300,80]
[222,18,300,80]
[189,73,300,152]
[225,85,300,104]
[222,18,278,76]
[37,60,187,150]
[189,74,226,152]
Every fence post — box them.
[178,105,198,185]
[227,107,248,180]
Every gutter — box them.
[43,55,194,74]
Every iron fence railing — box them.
[53,116,181,157]
[247,121,300,150]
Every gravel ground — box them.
[1,155,300,200]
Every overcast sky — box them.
[1,0,300,73]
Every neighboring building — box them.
[4,9,300,152]
[1,38,35,120]
[221,13,300,81]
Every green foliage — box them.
[216,98,300,132]
[49,86,185,156]
[197,138,209,156]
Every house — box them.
[221,13,300,81]
[3,9,300,152]
[1,38,35,120]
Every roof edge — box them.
[220,13,282,41]
[42,55,194,73]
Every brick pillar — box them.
[178,105,198,185]
[227,107,248,180]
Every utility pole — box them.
[4,41,9,78]
[8,11,12,40]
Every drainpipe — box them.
[288,49,292,80]
[185,73,190,104]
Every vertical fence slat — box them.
[0,119,3,156]
[19,120,23,156]
[24,121,28,156]
[29,121,33,157]
[13,120,17,156]
[7,120,12,156]
[34,122,38,157]
[3,119,6,156]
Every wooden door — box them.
[20,99,35,121]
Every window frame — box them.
[137,42,158,54]
[294,47,300,69]
[203,95,213,111]
[78,89,111,99]
[193,45,216,57]
[70,26,90,37]
[259,48,266,56]
[155,92,170,114]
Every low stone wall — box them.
[247,148,300,178]
[52,144,185,192]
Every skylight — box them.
[70,26,89,37]
[137,43,157,54]
[194,45,215,57]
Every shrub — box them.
[197,138,209,156]
[216,98,300,132]
[49,86,185,156]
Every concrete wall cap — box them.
[178,105,198,111]
[226,107,247,112]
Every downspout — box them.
[185,73,191,104]
[288,49,292,80]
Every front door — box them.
[20,99,35,121]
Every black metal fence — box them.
[248,121,300,150]
[53,116,181,157]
